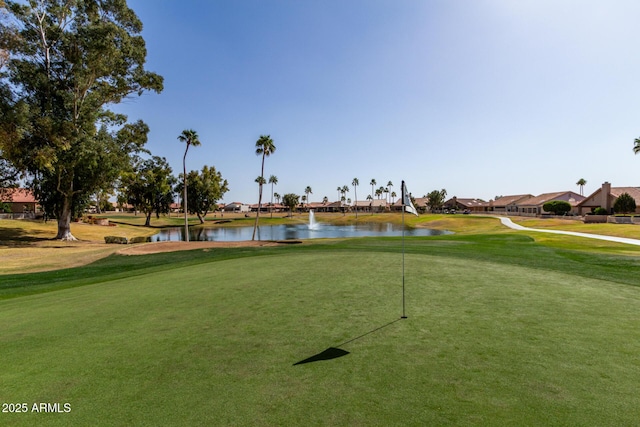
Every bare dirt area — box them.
[116,240,286,255]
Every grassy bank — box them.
[1,232,640,425]
[0,219,160,274]
[3,213,640,274]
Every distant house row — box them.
[253,181,640,216]
[438,182,640,216]
[2,182,640,218]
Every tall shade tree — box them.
[268,174,277,218]
[252,135,275,240]
[282,193,299,218]
[576,178,587,196]
[352,178,359,218]
[426,189,447,212]
[0,0,163,240]
[175,165,228,224]
[119,156,175,227]
[177,129,201,241]
[0,155,18,192]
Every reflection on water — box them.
[150,223,451,242]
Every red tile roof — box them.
[2,188,37,203]
[609,187,640,201]
[517,191,585,207]
[492,194,533,206]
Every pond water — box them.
[150,222,451,242]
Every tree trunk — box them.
[197,212,204,224]
[55,199,77,241]
[183,145,189,242]
[252,154,266,241]
[252,184,262,240]
[145,211,152,226]
[354,188,358,219]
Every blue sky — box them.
[114,0,640,204]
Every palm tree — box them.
[341,185,349,199]
[352,178,359,218]
[387,181,393,204]
[252,135,276,240]
[576,178,587,196]
[391,191,397,204]
[337,186,342,203]
[177,129,201,242]
[274,192,281,205]
[341,185,349,215]
[268,175,278,218]
[304,186,312,210]
[370,179,376,215]
[322,196,329,205]
[634,137,640,154]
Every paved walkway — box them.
[498,217,640,247]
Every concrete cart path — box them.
[498,217,640,247]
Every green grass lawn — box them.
[1,234,640,425]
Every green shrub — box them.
[104,236,128,244]
[592,207,608,215]
[613,192,636,215]
[542,200,572,215]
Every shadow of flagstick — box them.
[293,318,403,366]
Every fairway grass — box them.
[1,236,640,426]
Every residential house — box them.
[514,191,585,216]
[1,188,38,215]
[112,202,135,212]
[412,197,428,212]
[577,182,640,215]
[486,194,533,213]
[306,201,332,212]
[443,197,487,213]
[223,202,250,213]
[354,199,387,212]
[391,197,426,212]
[170,202,181,213]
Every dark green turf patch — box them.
[3,233,640,300]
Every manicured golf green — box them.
[1,233,640,426]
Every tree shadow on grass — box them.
[0,225,54,245]
[293,318,403,366]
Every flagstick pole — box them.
[401,182,407,319]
